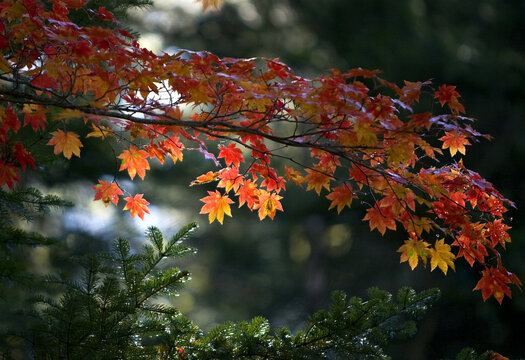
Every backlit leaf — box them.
[363,205,396,235]
[92,180,123,207]
[440,131,470,156]
[118,145,150,180]
[326,185,355,214]
[199,190,234,224]
[397,238,430,270]
[47,130,83,159]
[428,239,455,275]
[123,194,150,220]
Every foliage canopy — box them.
[0,0,520,309]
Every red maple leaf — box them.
[0,160,19,189]
[23,105,47,132]
[218,143,244,168]
[92,180,123,207]
[123,194,150,220]
[473,266,521,304]
[434,84,460,106]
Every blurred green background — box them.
[20,0,525,359]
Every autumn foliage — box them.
[0,0,520,303]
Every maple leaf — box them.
[161,136,184,163]
[326,185,355,214]
[56,109,85,122]
[144,143,166,164]
[199,190,234,224]
[218,143,244,168]
[31,72,56,90]
[284,166,304,186]
[486,219,511,248]
[434,84,460,106]
[363,205,396,235]
[47,130,83,159]
[439,131,470,156]
[217,166,243,193]
[349,164,367,188]
[190,171,221,186]
[474,265,522,304]
[1,107,21,134]
[237,179,259,209]
[23,104,47,131]
[123,194,150,220]
[0,160,19,189]
[118,145,150,180]
[428,239,456,275]
[13,143,35,170]
[254,189,283,220]
[92,180,123,207]
[86,124,114,139]
[397,238,430,270]
[304,168,331,195]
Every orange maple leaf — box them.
[236,179,259,209]
[254,189,283,220]
[92,180,123,207]
[190,171,221,186]
[161,136,184,163]
[47,130,83,159]
[428,239,456,275]
[217,166,244,193]
[118,145,150,180]
[363,205,396,235]
[199,190,234,224]
[145,143,166,164]
[304,168,331,195]
[284,166,304,186]
[218,143,244,168]
[123,194,150,220]
[397,237,430,270]
[326,185,355,214]
[439,130,470,157]
[474,267,513,304]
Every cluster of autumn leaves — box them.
[0,0,521,302]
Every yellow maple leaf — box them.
[429,239,456,275]
[47,130,83,159]
[56,109,84,121]
[397,238,430,270]
[86,124,115,139]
